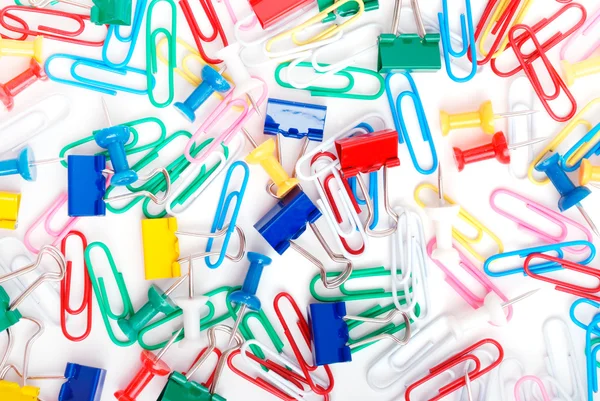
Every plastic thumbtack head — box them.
[0,147,36,181]
[245,139,299,197]
[0,59,47,111]
[453,132,510,172]
[94,125,137,186]
[174,66,231,123]
[0,36,43,63]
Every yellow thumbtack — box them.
[245,138,299,197]
[0,36,43,63]
[562,56,600,87]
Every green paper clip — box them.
[318,0,379,22]
[91,0,133,25]
[310,266,411,302]
[378,0,441,73]
[85,242,136,347]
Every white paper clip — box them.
[495,358,529,401]
[508,77,537,180]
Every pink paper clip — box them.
[184,78,267,164]
[426,239,513,324]
[216,0,259,31]
[490,188,592,253]
[514,376,551,401]
[561,6,600,62]
[24,192,80,254]
[0,6,107,47]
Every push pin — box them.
[227,252,272,346]
[562,56,600,87]
[453,132,548,172]
[173,257,209,348]
[0,36,43,62]
[0,59,47,111]
[94,98,137,186]
[245,138,299,198]
[114,329,183,401]
[91,0,132,25]
[426,167,460,264]
[535,153,600,237]
[580,159,600,186]
[174,66,231,122]
[0,147,37,181]
[440,100,537,136]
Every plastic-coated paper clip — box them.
[561,5,600,63]
[483,240,596,278]
[179,0,227,65]
[0,193,20,230]
[562,123,600,173]
[437,0,477,82]
[569,298,600,336]
[101,0,148,68]
[507,77,536,180]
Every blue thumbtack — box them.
[535,152,599,236]
[58,363,107,401]
[94,98,137,186]
[264,98,327,141]
[174,65,231,122]
[67,155,107,217]
[254,186,322,255]
[0,147,36,181]
[226,252,272,346]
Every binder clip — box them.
[67,155,107,217]
[308,302,410,366]
[317,0,377,21]
[0,192,20,230]
[58,363,106,401]
[0,59,47,111]
[378,0,441,73]
[91,0,132,25]
[249,0,315,29]
[264,98,327,141]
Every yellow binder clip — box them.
[141,217,180,280]
[529,98,600,185]
[0,380,39,401]
[245,138,299,198]
[0,192,21,230]
[414,183,503,262]
[266,0,364,51]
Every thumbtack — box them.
[0,147,37,181]
[0,59,47,111]
[562,56,600,87]
[245,138,299,197]
[440,100,537,136]
[426,167,460,264]
[580,159,600,186]
[174,66,231,122]
[453,132,548,172]
[173,257,209,348]
[0,36,43,62]
[535,153,599,237]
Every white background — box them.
[1,0,600,400]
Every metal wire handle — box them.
[345,310,411,349]
[104,168,172,205]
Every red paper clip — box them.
[60,230,93,342]
[0,13,27,40]
[524,253,600,301]
[182,346,222,388]
[179,0,228,65]
[491,3,587,77]
[509,24,576,122]
[405,338,504,401]
[273,292,335,396]
[335,129,400,178]
[0,6,106,47]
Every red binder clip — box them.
[249,0,314,29]
[179,0,228,65]
[335,129,400,178]
[524,253,600,301]
[60,231,93,342]
[405,338,504,401]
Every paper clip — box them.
[84,241,135,347]
[102,0,148,68]
[60,231,92,342]
[561,6,600,63]
[528,98,600,185]
[490,188,592,252]
[437,0,477,82]
[45,54,152,96]
[483,240,595,277]
[414,183,504,262]
[508,24,576,122]
[507,77,536,180]
[179,0,227,65]
[146,0,176,108]
[0,6,107,46]
[23,193,80,254]
[386,71,438,175]
[561,123,600,172]
[491,3,587,78]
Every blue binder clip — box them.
[102,0,149,68]
[385,71,438,175]
[254,186,321,255]
[437,0,477,83]
[483,240,596,277]
[264,98,327,141]
[561,123,600,172]
[58,363,106,401]
[68,155,107,217]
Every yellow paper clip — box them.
[0,192,21,230]
[414,183,503,262]
[266,0,364,51]
[478,0,534,59]
[0,380,40,401]
[245,139,299,197]
[141,217,180,280]
[529,98,600,185]
[0,36,43,63]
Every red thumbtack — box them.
[0,58,47,111]
[114,350,171,401]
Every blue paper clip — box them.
[58,363,106,401]
[205,161,249,269]
[385,71,438,175]
[570,298,600,336]
[587,334,600,401]
[483,240,596,277]
[264,98,327,141]
[437,0,477,83]
[561,123,600,172]
[45,54,153,96]
[102,0,149,68]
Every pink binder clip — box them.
[490,188,592,253]
[426,239,513,324]
[24,193,80,254]
[561,6,600,63]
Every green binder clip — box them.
[91,0,133,25]
[378,0,441,73]
[317,0,378,22]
